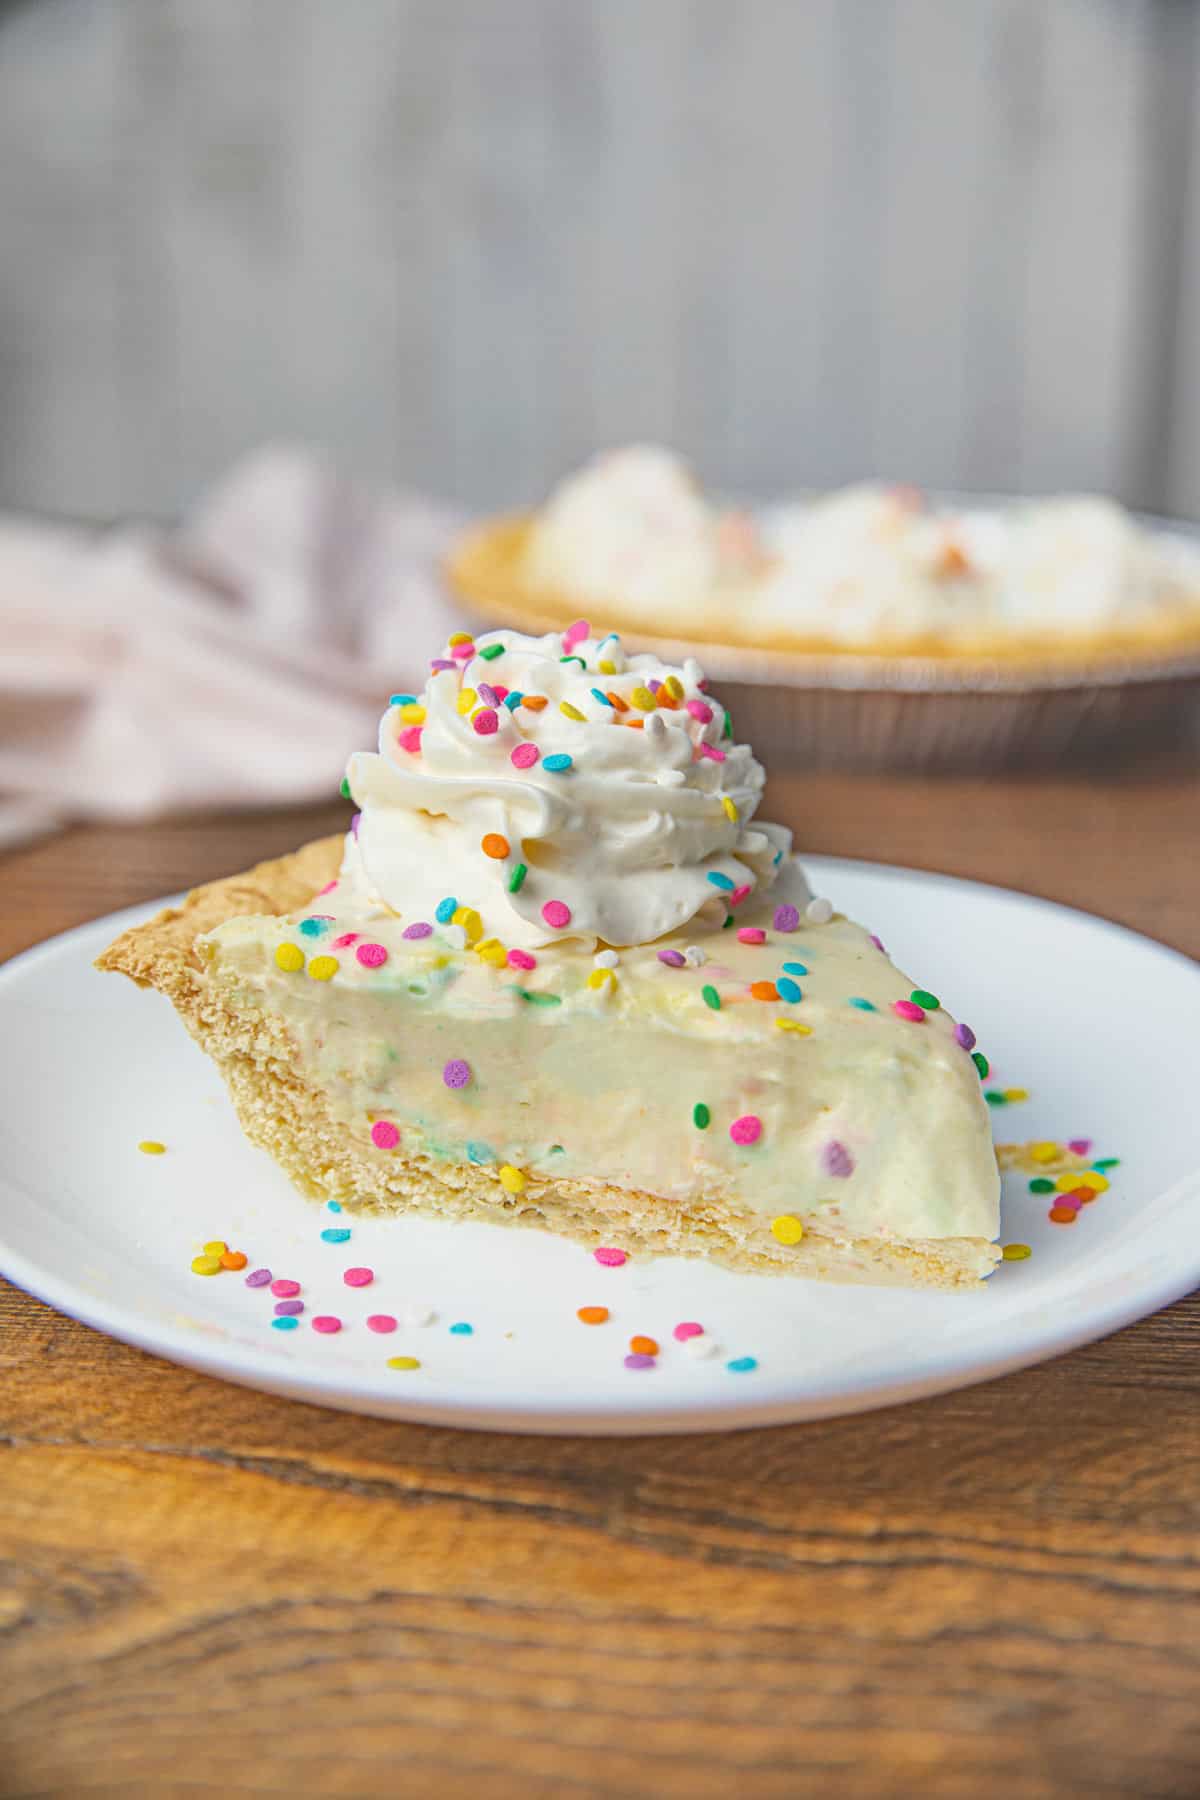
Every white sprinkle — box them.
[443,923,469,949]
[655,767,686,786]
[805,897,833,925]
[683,657,704,689]
[684,1335,720,1359]
[645,712,668,743]
[404,1304,437,1328]
[593,949,620,969]
[683,945,707,967]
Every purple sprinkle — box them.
[351,811,361,838]
[245,1268,272,1288]
[430,658,456,672]
[274,1299,304,1316]
[954,1021,977,1050]
[624,1353,656,1370]
[402,921,433,940]
[443,1058,472,1090]
[647,678,662,694]
[821,1140,855,1179]
[476,682,499,706]
[657,949,686,967]
[869,933,886,952]
[773,903,800,933]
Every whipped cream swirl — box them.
[343,627,793,950]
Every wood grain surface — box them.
[1,766,1198,1798]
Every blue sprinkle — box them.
[327,1200,342,1212]
[776,978,802,1004]
[590,687,613,707]
[298,917,328,937]
[272,1316,299,1332]
[782,961,808,976]
[466,1141,495,1164]
[435,896,458,923]
[321,1227,352,1244]
[727,1356,757,1374]
[543,753,573,773]
[849,997,877,1011]
[773,849,783,865]
[707,872,735,892]
[449,1321,474,1336]
[503,691,524,711]
[389,693,416,706]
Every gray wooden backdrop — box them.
[3,0,1200,523]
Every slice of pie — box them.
[98,623,1000,1287]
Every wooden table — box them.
[2,767,1198,1799]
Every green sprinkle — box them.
[971,1051,989,1080]
[559,654,587,669]
[911,989,941,1010]
[479,643,504,661]
[701,984,721,1011]
[693,1102,711,1129]
[1029,1177,1055,1193]
[1093,1157,1120,1170]
[722,710,733,740]
[507,862,527,893]
[984,1090,1007,1106]
[519,989,562,1007]
[722,913,735,928]
[339,777,352,799]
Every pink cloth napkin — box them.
[0,447,469,849]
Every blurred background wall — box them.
[2,0,1199,523]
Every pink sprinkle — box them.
[245,1268,272,1288]
[450,641,475,661]
[658,949,686,967]
[331,931,360,949]
[730,884,752,908]
[492,684,509,701]
[624,1353,655,1370]
[316,880,337,896]
[594,1247,627,1268]
[507,948,537,970]
[699,743,726,763]
[542,899,571,929]
[472,707,499,736]
[893,1000,926,1023]
[371,1120,401,1150]
[686,699,713,724]
[397,726,423,753]
[1068,1138,1093,1156]
[274,1299,304,1316]
[312,1315,342,1334]
[270,1279,301,1299]
[402,921,433,940]
[737,927,765,945]
[869,934,887,953]
[773,904,800,933]
[343,1266,374,1288]
[366,1313,397,1333]
[822,1140,855,1179]
[1055,1192,1084,1212]
[729,1114,762,1146]
[562,618,590,651]
[673,1321,704,1342]
[511,742,540,770]
[954,1021,976,1050]
[356,942,388,968]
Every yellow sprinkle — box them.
[399,702,426,725]
[721,796,739,823]
[138,1140,166,1155]
[388,1355,422,1370]
[1056,1170,1108,1193]
[598,659,616,675]
[1030,1141,1061,1164]
[498,1164,526,1194]
[586,968,616,991]
[448,631,474,647]
[456,687,478,716]
[307,954,338,981]
[452,905,483,944]
[771,1215,804,1246]
[664,675,685,700]
[775,1018,812,1035]
[203,1239,228,1256]
[630,685,657,711]
[476,939,508,968]
[1002,1087,1029,1103]
[560,700,586,722]
[1002,1243,1032,1261]
[191,1254,222,1277]
[275,943,305,973]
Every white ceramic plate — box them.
[1,857,1197,1435]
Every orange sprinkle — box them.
[750,980,779,1002]
[220,1249,248,1270]
[629,1335,660,1356]
[1048,1206,1078,1225]
[481,832,510,860]
[626,717,645,729]
[577,1305,609,1325]
[521,694,548,712]
[1069,1186,1098,1204]
[606,691,629,713]
[656,690,680,709]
